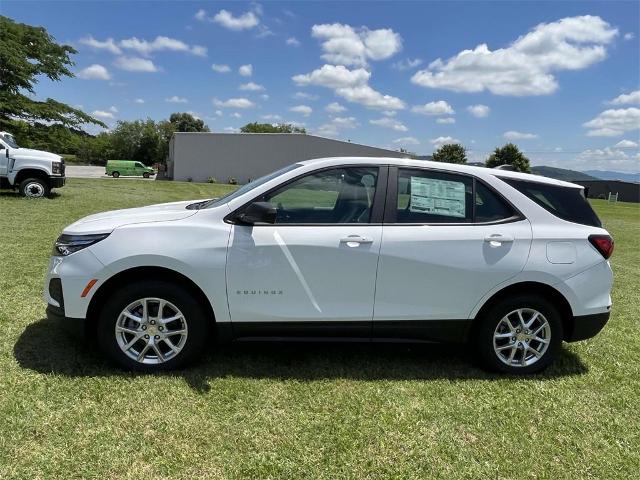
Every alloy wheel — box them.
[115,297,188,364]
[493,308,551,368]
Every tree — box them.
[432,143,467,164]
[167,112,209,133]
[485,143,531,172]
[0,16,105,130]
[240,122,306,134]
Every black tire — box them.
[112,171,120,178]
[96,280,209,372]
[143,172,150,179]
[475,295,563,374]
[19,177,50,198]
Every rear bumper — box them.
[50,176,65,188]
[46,304,85,339]
[566,311,610,342]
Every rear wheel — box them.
[97,281,209,372]
[476,295,563,374]
[19,177,50,198]
[112,171,120,178]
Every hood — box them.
[63,199,205,235]
[13,147,62,162]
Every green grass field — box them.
[0,179,638,479]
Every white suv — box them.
[44,157,614,374]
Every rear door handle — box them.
[484,234,514,246]
[340,235,373,246]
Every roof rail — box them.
[493,164,516,171]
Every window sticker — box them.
[409,177,466,217]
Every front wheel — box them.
[19,178,50,198]
[97,281,209,372]
[143,172,150,179]
[476,295,563,374]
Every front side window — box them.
[396,169,473,223]
[0,133,19,148]
[259,167,379,224]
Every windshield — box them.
[204,163,303,208]
[0,133,19,148]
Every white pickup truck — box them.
[0,131,66,197]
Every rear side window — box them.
[475,182,517,222]
[503,179,602,227]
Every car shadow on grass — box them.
[14,318,589,393]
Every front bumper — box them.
[566,311,611,342]
[50,176,65,188]
[46,304,86,339]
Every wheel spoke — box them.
[151,343,165,362]
[528,345,543,358]
[504,315,517,332]
[532,324,546,336]
[520,346,527,366]
[532,336,549,344]
[495,332,514,339]
[160,314,182,325]
[525,311,539,329]
[496,343,515,351]
[517,310,526,328]
[116,325,139,335]
[123,334,144,350]
[163,338,179,354]
[137,343,151,362]
[166,329,187,336]
[507,346,517,364]
[123,311,142,323]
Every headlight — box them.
[52,161,63,175]
[53,233,110,256]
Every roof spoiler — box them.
[493,164,517,171]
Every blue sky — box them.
[3,0,640,172]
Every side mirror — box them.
[237,202,277,225]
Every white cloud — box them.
[224,127,240,133]
[609,90,640,106]
[503,131,539,140]
[77,64,111,80]
[412,15,618,96]
[134,98,145,104]
[261,94,269,100]
[430,136,460,147]
[290,105,313,116]
[624,32,635,40]
[315,116,358,138]
[392,58,423,70]
[80,36,121,54]
[436,117,456,124]
[261,114,282,121]
[239,64,253,77]
[467,104,491,118]
[572,147,639,172]
[583,108,640,136]
[325,102,347,113]
[166,96,188,103]
[293,92,318,100]
[92,110,115,120]
[211,64,231,73]
[382,110,396,117]
[194,9,207,21]
[293,64,405,110]
[331,116,358,129]
[239,82,265,91]
[119,36,206,56]
[293,64,370,88]
[109,106,118,113]
[393,136,420,145]
[286,37,301,46]
[113,56,158,72]
[370,117,408,131]
[213,9,260,30]
[311,23,402,66]
[215,110,223,116]
[230,112,242,118]
[411,100,454,116]
[614,139,639,149]
[213,97,255,109]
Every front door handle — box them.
[340,235,373,246]
[484,234,514,246]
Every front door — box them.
[0,144,8,176]
[373,167,532,342]
[226,166,385,338]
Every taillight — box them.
[589,234,614,259]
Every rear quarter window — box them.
[503,178,602,227]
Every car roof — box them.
[298,156,583,189]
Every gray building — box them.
[168,132,412,183]
[575,179,640,203]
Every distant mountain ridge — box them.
[531,166,598,181]
[582,170,640,183]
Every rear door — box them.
[226,165,386,338]
[373,167,532,341]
